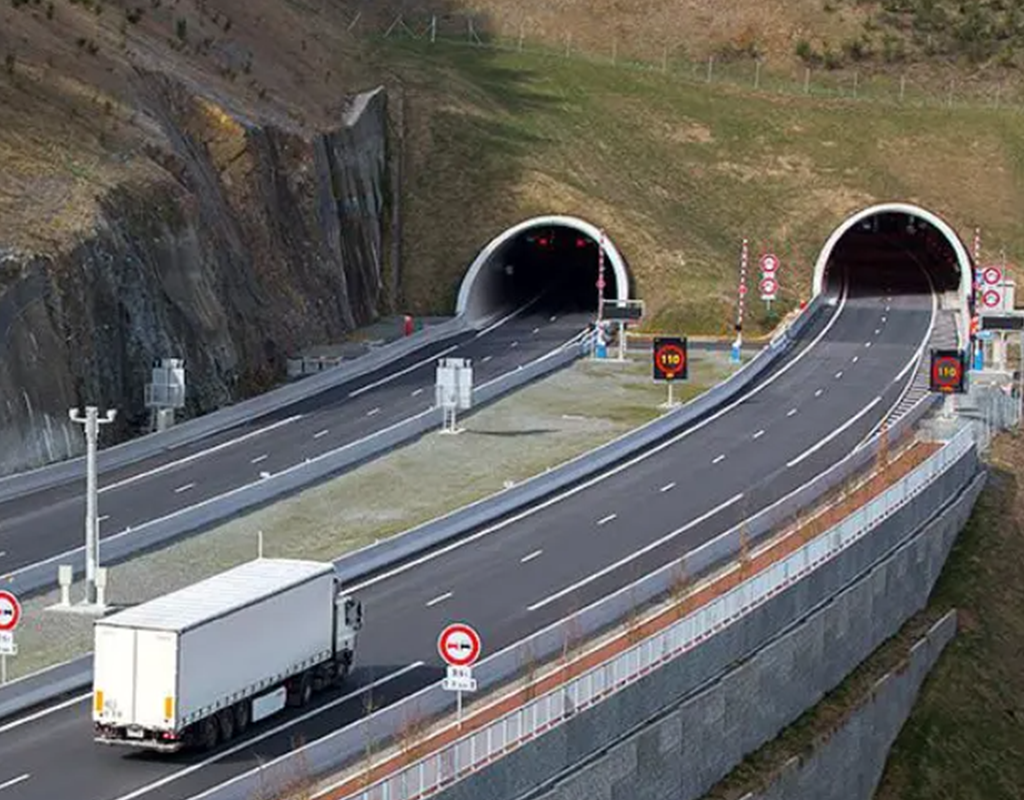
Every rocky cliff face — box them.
[0,79,390,476]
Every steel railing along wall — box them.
[339,426,977,800]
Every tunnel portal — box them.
[813,203,972,345]
[456,216,631,324]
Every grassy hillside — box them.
[371,35,1024,332]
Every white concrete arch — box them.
[456,215,630,320]
[812,202,972,345]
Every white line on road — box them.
[852,356,859,364]
[835,371,843,379]
[787,396,882,468]
[348,283,850,594]
[510,341,519,348]
[367,407,381,417]
[474,300,539,339]
[348,345,460,398]
[660,482,676,493]
[0,774,29,791]
[313,429,329,439]
[99,415,303,495]
[881,316,887,323]
[550,315,557,322]
[98,515,109,523]
[787,408,798,417]
[875,329,881,335]
[533,327,540,334]
[108,663,425,800]
[412,388,424,396]
[753,429,765,439]
[521,549,543,563]
[251,454,267,464]
[173,483,195,494]
[0,692,90,736]
[712,454,726,464]
[597,513,617,526]
[527,493,744,612]
[814,389,824,397]
[482,355,493,363]
[426,592,453,607]
[865,341,872,348]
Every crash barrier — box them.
[182,419,977,800]
[0,294,826,717]
[0,317,471,505]
[322,427,977,800]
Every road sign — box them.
[438,623,482,667]
[760,253,779,274]
[0,632,16,657]
[982,288,1002,309]
[930,349,966,394]
[982,265,1003,286]
[759,277,778,298]
[0,592,20,632]
[652,337,688,382]
[981,314,1024,331]
[442,665,477,692]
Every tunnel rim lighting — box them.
[811,202,972,348]
[455,215,631,319]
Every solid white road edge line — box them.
[346,284,850,594]
[0,774,29,791]
[474,298,542,339]
[98,415,303,495]
[786,397,882,468]
[526,493,744,612]
[0,692,90,736]
[348,345,459,399]
[110,663,425,800]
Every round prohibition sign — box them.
[438,623,482,667]
[655,343,686,379]
[759,277,778,295]
[982,289,1002,308]
[0,591,21,632]
[760,253,779,273]
[931,356,963,390]
[982,265,1003,286]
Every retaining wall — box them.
[426,453,984,800]
[738,610,957,800]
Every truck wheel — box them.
[287,672,313,707]
[199,716,219,751]
[234,701,251,735]
[218,708,235,743]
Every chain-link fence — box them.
[364,12,1024,112]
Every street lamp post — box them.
[69,406,117,606]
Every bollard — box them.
[58,564,73,607]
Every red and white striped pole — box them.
[736,238,748,343]
[596,229,607,322]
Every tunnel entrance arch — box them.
[812,202,972,346]
[456,216,631,324]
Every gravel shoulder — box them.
[8,351,741,680]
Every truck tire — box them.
[234,701,251,735]
[288,672,313,707]
[199,716,219,751]
[218,708,235,743]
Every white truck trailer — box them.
[92,558,363,752]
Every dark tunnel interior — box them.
[462,225,624,321]
[823,212,963,298]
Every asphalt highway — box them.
[0,309,588,576]
[0,270,937,800]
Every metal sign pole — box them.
[457,689,463,730]
[618,320,626,361]
[1,654,6,686]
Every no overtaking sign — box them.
[438,623,482,667]
[0,591,20,632]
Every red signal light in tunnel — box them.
[576,237,588,248]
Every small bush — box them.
[795,39,815,62]
[175,17,187,41]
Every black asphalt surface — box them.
[0,267,938,800]
[0,310,588,576]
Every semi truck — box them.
[92,558,363,752]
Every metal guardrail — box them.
[0,317,472,505]
[340,427,977,800]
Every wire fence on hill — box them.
[355,11,1024,112]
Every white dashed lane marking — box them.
[787,408,798,417]
[314,429,329,439]
[660,482,676,493]
[753,429,765,440]
[520,550,543,564]
[712,454,726,464]
[426,592,453,607]
[174,483,195,494]
[597,513,618,526]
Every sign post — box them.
[438,623,482,729]
[435,358,473,434]
[759,252,779,315]
[0,591,21,685]
[652,337,688,408]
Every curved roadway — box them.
[0,310,587,578]
[0,269,936,800]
